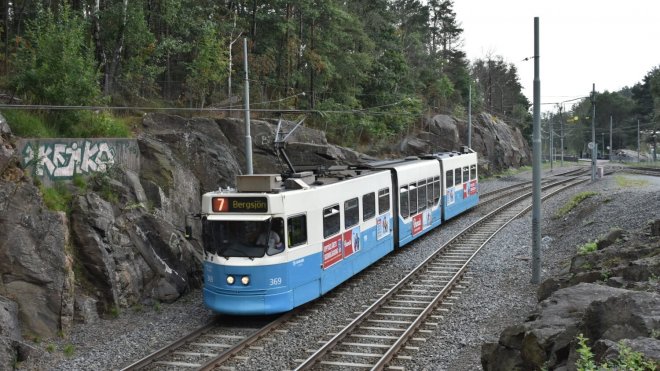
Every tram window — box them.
[432,176,440,204]
[323,205,340,238]
[344,198,360,229]
[409,183,418,215]
[287,214,307,248]
[378,188,390,214]
[399,186,409,218]
[418,180,427,211]
[463,166,469,183]
[454,168,461,184]
[446,170,454,188]
[470,164,477,180]
[363,192,376,221]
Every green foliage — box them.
[3,109,131,139]
[1,110,57,137]
[45,344,55,353]
[12,4,101,107]
[153,301,162,312]
[577,241,598,255]
[576,334,597,370]
[615,175,649,188]
[184,21,228,108]
[556,191,599,218]
[63,344,75,357]
[576,334,657,371]
[109,306,120,319]
[72,174,88,191]
[39,182,72,213]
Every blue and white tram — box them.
[198,149,478,315]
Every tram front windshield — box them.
[202,219,283,258]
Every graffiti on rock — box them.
[22,141,116,179]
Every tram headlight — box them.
[241,276,250,285]
[226,275,235,285]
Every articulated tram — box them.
[198,149,478,315]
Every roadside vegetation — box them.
[555,191,599,218]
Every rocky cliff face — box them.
[399,113,531,173]
[0,111,529,366]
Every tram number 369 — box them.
[269,277,282,286]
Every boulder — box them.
[482,283,632,370]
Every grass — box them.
[614,175,649,188]
[63,344,75,357]
[577,241,598,255]
[2,109,133,138]
[555,191,599,218]
[39,182,73,213]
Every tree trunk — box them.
[106,0,128,96]
[91,0,109,93]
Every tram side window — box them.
[344,198,360,229]
[378,188,390,214]
[363,192,376,221]
[418,179,427,211]
[463,166,469,183]
[470,164,477,180]
[409,183,418,215]
[400,186,409,218]
[323,205,340,238]
[454,168,461,184]
[446,170,454,188]
[287,214,307,248]
[432,176,440,204]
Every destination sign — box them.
[212,197,268,213]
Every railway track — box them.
[293,175,588,370]
[622,165,660,177]
[120,314,292,370]
[122,173,588,371]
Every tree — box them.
[184,22,228,108]
[12,4,101,106]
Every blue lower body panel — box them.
[204,286,293,315]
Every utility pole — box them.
[637,119,640,162]
[531,17,542,285]
[243,38,253,175]
[550,116,554,171]
[558,104,564,167]
[468,83,472,148]
[591,84,597,181]
[609,116,613,161]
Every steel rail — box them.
[295,175,588,371]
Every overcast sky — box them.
[453,0,660,110]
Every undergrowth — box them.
[576,333,656,370]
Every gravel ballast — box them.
[17,165,660,371]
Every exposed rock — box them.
[0,179,70,338]
[0,337,16,371]
[482,283,631,370]
[399,114,531,173]
[597,337,660,365]
[0,296,20,340]
[74,295,99,324]
[596,228,625,250]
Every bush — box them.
[575,333,656,371]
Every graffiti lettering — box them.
[22,140,116,179]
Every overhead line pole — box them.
[243,38,253,175]
[637,119,640,162]
[531,17,542,284]
[609,116,613,161]
[591,84,596,181]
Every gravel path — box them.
[17,165,660,371]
